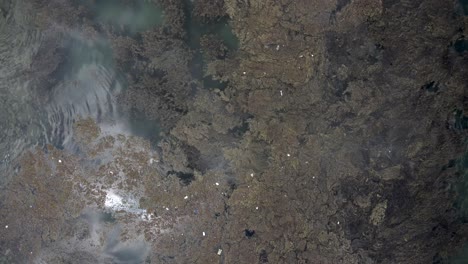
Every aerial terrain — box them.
[0,0,468,263]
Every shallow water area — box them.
[86,0,165,35]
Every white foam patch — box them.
[104,190,150,220]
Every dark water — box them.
[460,0,468,15]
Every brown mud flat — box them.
[1,0,468,263]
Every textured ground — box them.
[1,0,468,263]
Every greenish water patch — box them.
[451,244,468,263]
[454,151,468,220]
[448,149,468,264]
[100,211,116,223]
[460,0,468,15]
[203,76,228,90]
[455,110,468,130]
[454,37,468,53]
[183,0,239,51]
[183,0,239,90]
[61,36,115,77]
[85,0,164,35]
[127,110,162,146]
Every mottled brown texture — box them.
[1,0,468,263]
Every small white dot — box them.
[5,225,8,229]
[202,232,206,236]
[242,71,246,75]
[256,207,259,210]
[337,221,340,225]
[166,207,169,211]
[287,153,291,157]
[250,173,254,177]
[58,159,62,163]
[184,196,188,200]
[109,171,113,174]
[312,176,315,179]
[215,182,219,186]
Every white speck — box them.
[30,252,33,254]
[184,196,189,200]
[109,171,113,175]
[29,205,32,208]
[276,44,280,50]
[149,158,154,164]
[58,159,62,163]
[248,185,250,188]
[203,232,206,236]
[217,249,223,255]
[5,225,8,229]
[256,207,259,210]
[280,90,283,96]
[242,71,246,75]
[312,176,315,179]
[166,207,169,211]
[287,153,291,157]
[215,182,219,186]
[299,55,304,58]
[305,161,309,164]
[337,221,340,225]
[311,54,314,57]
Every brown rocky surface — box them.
[0,0,468,263]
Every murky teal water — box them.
[183,0,239,90]
[460,0,468,15]
[90,0,164,35]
